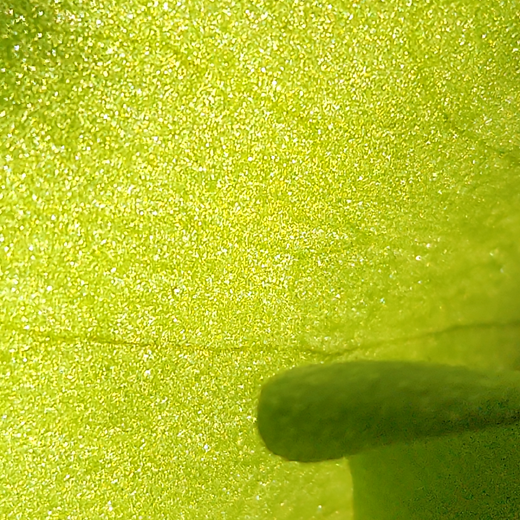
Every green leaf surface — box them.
[1,0,519,518]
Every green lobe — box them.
[257,361,520,462]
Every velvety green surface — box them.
[1,0,519,518]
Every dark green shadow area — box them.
[257,360,520,518]
[351,425,520,519]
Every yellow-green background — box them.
[1,0,519,518]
